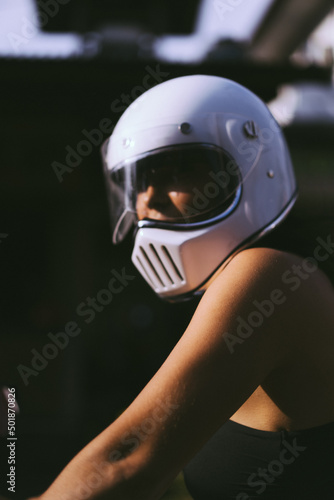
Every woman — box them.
[28,75,334,499]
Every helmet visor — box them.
[104,144,241,243]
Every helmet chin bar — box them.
[131,192,298,302]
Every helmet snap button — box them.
[179,122,192,134]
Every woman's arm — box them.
[33,248,296,500]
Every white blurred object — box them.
[195,0,273,42]
[268,83,334,127]
[291,10,334,68]
[0,0,85,58]
[0,0,37,35]
[154,0,274,63]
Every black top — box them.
[183,418,334,499]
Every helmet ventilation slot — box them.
[137,244,185,290]
[161,245,184,281]
[136,255,155,288]
[149,244,174,285]
[139,246,165,287]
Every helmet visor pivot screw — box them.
[243,120,259,139]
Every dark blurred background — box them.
[0,0,334,497]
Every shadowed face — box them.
[108,145,240,243]
[136,162,214,222]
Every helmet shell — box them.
[103,75,297,300]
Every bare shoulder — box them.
[203,246,334,353]
[221,246,306,284]
[204,246,298,316]
[209,245,333,305]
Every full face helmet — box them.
[102,75,297,301]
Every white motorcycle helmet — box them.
[102,75,297,301]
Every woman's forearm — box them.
[31,420,169,500]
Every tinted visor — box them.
[105,144,241,243]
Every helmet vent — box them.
[139,246,165,287]
[136,255,155,288]
[161,245,184,281]
[136,243,185,290]
[149,244,174,284]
